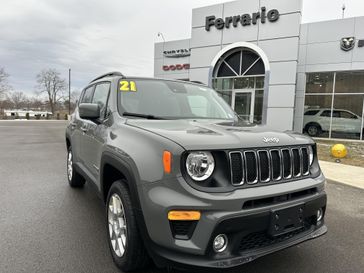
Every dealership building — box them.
[154,0,364,140]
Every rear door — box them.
[82,82,111,184]
[318,110,332,131]
[335,110,361,133]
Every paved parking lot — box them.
[0,120,363,273]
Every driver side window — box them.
[92,82,111,119]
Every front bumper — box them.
[138,174,327,268]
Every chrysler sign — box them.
[205,6,280,31]
[163,49,190,58]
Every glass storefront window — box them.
[331,95,363,140]
[212,48,266,126]
[216,90,233,106]
[213,78,233,91]
[254,90,264,124]
[303,71,364,140]
[255,77,264,89]
[234,77,254,89]
[303,95,333,138]
[335,71,364,93]
[306,72,334,93]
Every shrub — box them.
[56,113,60,120]
[25,113,30,120]
[64,114,68,120]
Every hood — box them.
[125,119,313,150]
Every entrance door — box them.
[232,90,255,123]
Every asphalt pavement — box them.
[0,120,363,273]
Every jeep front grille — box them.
[229,146,311,186]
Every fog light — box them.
[213,234,228,253]
[317,208,323,222]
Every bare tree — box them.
[36,69,66,114]
[9,91,27,110]
[29,97,46,110]
[0,67,11,97]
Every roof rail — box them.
[90,71,125,83]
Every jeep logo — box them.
[263,137,280,144]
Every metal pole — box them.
[158,32,166,66]
[68,68,71,115]
[342,4,346,19]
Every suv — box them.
[66,72,327,271]
[303,108,363,137]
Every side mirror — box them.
[79,103,100,120]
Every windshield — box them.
[117,79,237,120]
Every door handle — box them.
[70,122,77,129]
[81,127,88,133]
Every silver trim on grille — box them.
[282,148,292,179]
[229,151,244,186]
[270,149,282,181]
[292,148,301,178]
[257,150,271,183]
[244,151,258,184]
[300,147,310,176]
[229,146,312,186]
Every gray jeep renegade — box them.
[65,72,327,271]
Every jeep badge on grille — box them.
[263,137,280,143]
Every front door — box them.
[82,82,111,183]
[232,90,255,123]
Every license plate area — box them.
[268,204,304,237]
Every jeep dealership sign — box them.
[205,6,280,31]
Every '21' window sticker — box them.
[119,80,137,92]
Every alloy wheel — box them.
[67,150,73,181]
[308,126,318,136]
[108,193,127,257]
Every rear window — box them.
[320,110,331,117]
[304,110,320,116]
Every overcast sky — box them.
[1,0,363,93]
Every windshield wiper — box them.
[123,112,166,120]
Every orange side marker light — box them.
[163,151,172,174]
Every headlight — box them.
[308,145,314,165]
[186,151,215,181]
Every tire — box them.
[67,146,85,188]
[106,180,149,272]
[306,123,321,137]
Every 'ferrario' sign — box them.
[205,7,280,31]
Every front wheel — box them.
[67,146,85,188]
[106,180,149,272]
[306,124,321,137]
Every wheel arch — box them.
[100,152,140,205]
[65,132,71,149]
[305,122,322,131]
[100,151,158,261]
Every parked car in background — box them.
[303,108,363,137]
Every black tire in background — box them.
[67,146,85,188]
[106,180,150,272]
[306,123,322,137]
